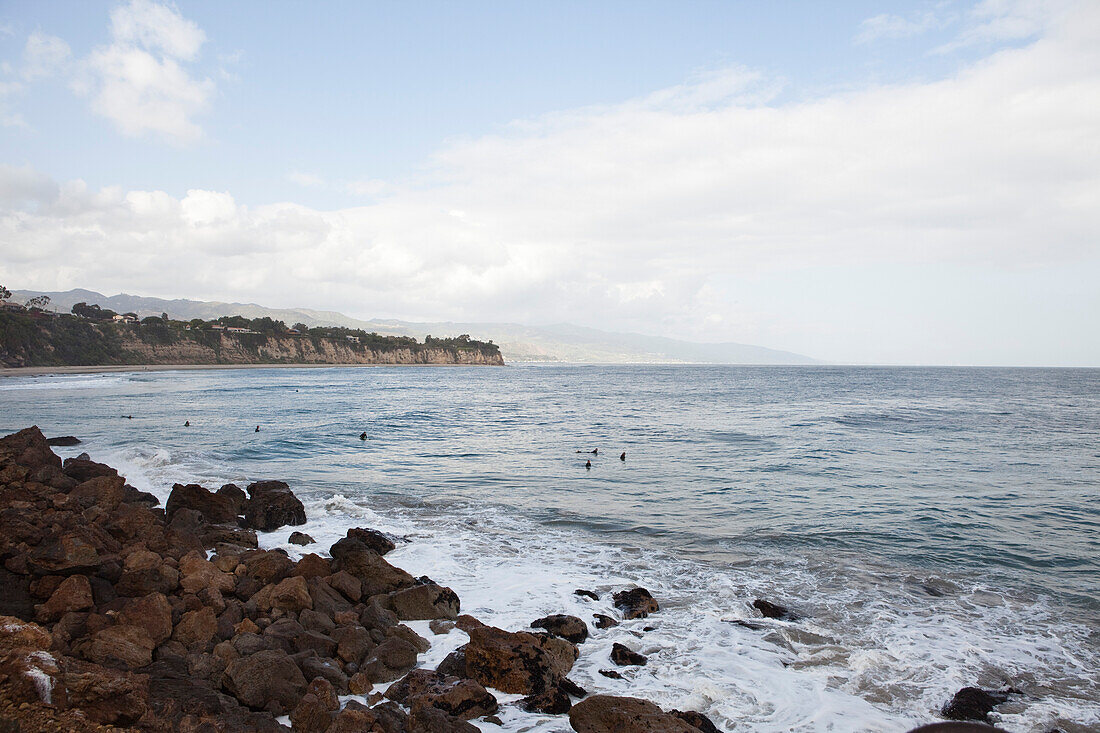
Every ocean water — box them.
[1,364,1098,732]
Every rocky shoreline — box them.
[0,426,1011,732]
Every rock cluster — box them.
[0,426,722,732]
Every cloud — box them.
[1,1,1098,362]
[286,171,325,188]
[75,0,214,141]
[22,33,71,80]
[856,9,953,44]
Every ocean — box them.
[2,364,1097,732]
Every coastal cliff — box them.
[0,310,504,368]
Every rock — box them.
[346,527,396,555]
[300,608,337,634]
[173,607,217,648]
[385,582,460,620]
[289,531,315,546]
[465,625,578,695]
[333,625,375,666]
[455,614,485,632]
[77,624,156,668]
[610,642,647,666]
[27,530,106,576]
[568,694,697,732]
[357,636,419,683]
[0,569,34,621]
[294,553,332,578]
[907,725,1011,733]
[942,687,1010,722]
[306,576,353,617]
[521,684,573,714]
[386,668,498,719]
[298,655,348,695]
[61,456,118,483]
[407,705,480,733]
[179,552,236,594]
[118,593,173,646]
[430,619,455,635]
[574,589,599,601]
[327,570,362,602]
[290,677,339,732]
[598,669,623,679]
[243,550,294,585]
[262,618,308,654]
[69,474,126,510]
[671,710,721,733]
[0,427,61,471]
[612,588,659,619]
[223,648,308,714]
[532,614,588,644]
[115,554,179,597]
[436,647,467,678]
[752,598,795,620]
[593,614,618,629]
[0,615,59,705]
[59,657,150,725]
[242,480,306,532]
[254,575,313,613]
[329,537,416,597]
[35,574,93,622]
[166,482,240,524]
[46,436,81,446]
[217,483,248,512]
[386,623,430,653]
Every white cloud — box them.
[76,0,214,141]
[856,9,953,43]
[287,171,325,188]
[2,1,1098,363]
[22,33,71,80]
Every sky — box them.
[0,0,1098,366]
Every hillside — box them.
[12,289,820,364]
[0,309,503,368]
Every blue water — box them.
[2,364,1098,731]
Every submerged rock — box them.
[752,598,796,620]
[46,436,81,446]
[288,531,314,545]
[532,614,589,644]
[612,588,659,619]
[610,642,647,666]
[941,687,1010,723]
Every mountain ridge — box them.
[10,288,821,365]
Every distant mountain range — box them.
[10,288,820,364]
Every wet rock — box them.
[568,694,697,732]
[574,589,599,601]
[610,642,647,666]
[357,636,419,683]
[289,531,314,546]
[942,687,1010,723]
[329,537,416,597]
[69,474,125,510]
[290,677,339,732]
[671,709,721,733]
[598,669,623,679]
[217,483,248,512]
[752,598,795,620]
[593,614,618,629]
[907,724,1011,733]
[407,704,480,733]
[532,614,588,644]
[521,684,573,714]
[242,480,306,532]
[345,527,396,555]
[430,619,456,635]
[223,648,308,714]
[46,436,81,446]
[465,625,578,695]
[612,587,659,619]
[436,647,468,678]
[385,581,460,620]
[386,668,498,719]
[35,574,93,622]
[61,456,118,483]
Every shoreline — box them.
[0,362,508,378]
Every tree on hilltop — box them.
[0,285,10,301]
[25,295,51,310]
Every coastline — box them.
[0,362,508,378]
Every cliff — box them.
[0,311,504,367]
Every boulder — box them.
[357,636,420,683]
[290,677,339,732]
[385,582,460,620]
[942,687,1010,723]
[532,614,588,644]
[0,427,60,471]
[610,642,647,666]
[59,657,150,725]
[671,709,721,733]
[294,553,332,578]
[289,531,315,546]
[612,588,659,619]
[386,668,497,719]
[253,575,313,613]
[407,705,480,733]
[173,606,217,648]
[243,549,294,585]
[574,589,599,601]
[328,570,362,602]
[0,615,59,705]
[346,527,396,555]
[464,625,578,695]
[329,537,416,597]
[568,695,697,732]
[61,456,118,483]
[218,483,248,512]
[179,552,237,594]
[166,482,240,524]
[77,623,156,669]
[69,474,126,510]
[593,614,618,629]
[327,701,408,733]
[752,598,795,620]
[27,529,106,576]
[35,574,93,622]
[46,436,82,446]
[223,648,308,714]
[242,480,306,532]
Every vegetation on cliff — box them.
[0,302,502,368]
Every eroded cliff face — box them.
[117,333,505,366]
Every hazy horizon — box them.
[2,1,1098,366]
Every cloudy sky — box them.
[1,0,1098,365]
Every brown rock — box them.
[166,482,240,524]
[243,550,293,585]
[408,705,480,733]
[253,575,313,613]
[594,614,619,629]
[179,552,236,594]
[60,657,149,725]
[36,574,93,622]
[612,588,659,619]
[118,592,173,645]
[329,538,415,597]
[294,553,332,578]
[61,456,117,483]
[385,582,460,620]
[386,668,497,719]
[671,709,722,733]
[465,625,578,695]
[568,695,697,732]
[610,642,647,666]
[290,677,339,732]
[173,607,218,648]
[345,527,396,555]
[430,619,455,635]
[521,684,573,714]
[69,474,125,510]
[358,636,419,683]
[532,614,588,644]
[223,648,308,714]
[333,625,375,666]
[752,598,795,620]
[289,531,315,546]
[328,571,362,602]
[242,480,306,532]
[0,615,59,705]
[78,624,155,668]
